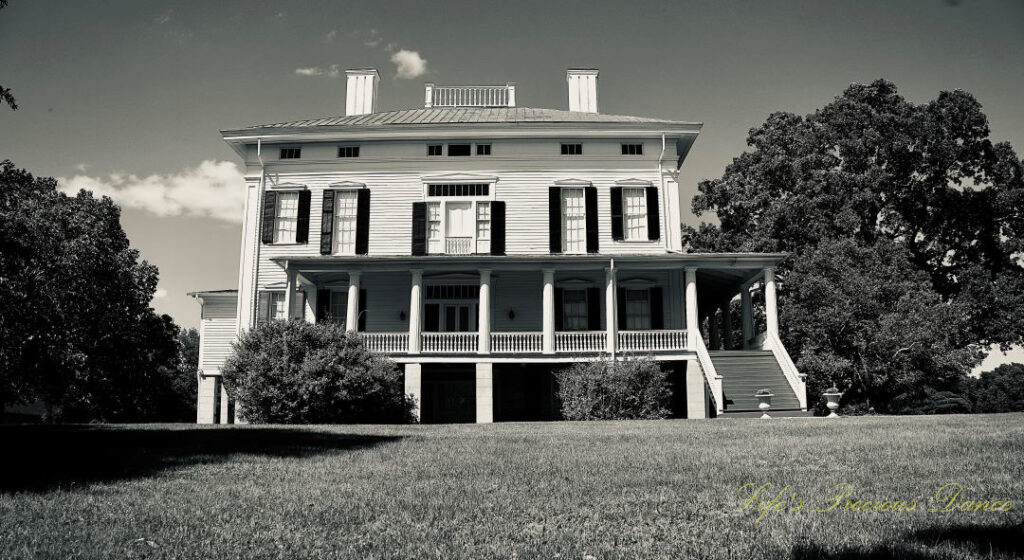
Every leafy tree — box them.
[0,0,15,110]
[555,358,672,420]
[686,80,1024,410]
[0,160,180,421]
[966,363,1024,413]
[222,320,415,424]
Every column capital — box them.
[764,266,777,273]
[478,268,493,278]
[604,267,617,277]
[349,270,362,282]
[541,268,556,275]
[684,266,698,273]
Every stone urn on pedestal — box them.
[823,387,843,418]
[755,388,773,419]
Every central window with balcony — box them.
[425,183,493,255]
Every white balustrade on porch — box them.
[555,331,606,353]
[421,332,477,353]
[491,332,543,354]
[617,329,688,353]
[361,332,408,354]
[444,237,473,255]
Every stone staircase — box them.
[709,350,803,414]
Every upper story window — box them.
[274,192,300,243]
[622,188,648,241]
[447,144,471,156]
[561,143,583,155]
[561,188,586,253]
[337,146,360,158]
[425,199,492,255]
[476,144,492,155]
[333,191,359,254]
[427,144,443,156]
[279,147,302,159]
[621,143,644,155]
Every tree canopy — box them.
[0,160,187,421]
[686,80,1024,411]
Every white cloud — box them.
[75,162,90,172]
[294,64,340,78]
[363,28,381,47]
[153,288,168,299]
[323,29,337,42]
[390,49,427,79]
[58,160,246,223]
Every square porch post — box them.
[475,362,494,423]
[542,269,555,354]
[721,300,733,350]
[283,266,298,319]
[408,270,422,354]
[346,271,361,332]
[404,363,422,421]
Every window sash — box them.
[269,292,286,321]
[623,188,648,241]
[563,289,588,331]
[274,192,300,243]
[334,191,358,254]
[561,188,586,253]
[625,288,651,329]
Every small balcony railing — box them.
[444,237,473,255]
[555,331,606,353]
[426,83,516,108]
[362,332,408,354]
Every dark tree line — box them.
[1,161,197,422]
[686,80,1024,413]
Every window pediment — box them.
[553,178,592,187]
[615,178,653,187]
[327,181,366,189]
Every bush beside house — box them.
[555,358,672,421]
[222,320,415,424]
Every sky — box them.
[1,0,1023,369]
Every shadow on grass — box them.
[790,523,1024,560]
[1,425,402,493]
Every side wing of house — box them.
[190,291,238,424]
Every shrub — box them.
[555,358,671,421]
[222,320,415,424]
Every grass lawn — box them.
[1,414,1022,559]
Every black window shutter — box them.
[549,187,562,253]
[610,187,624,241]
[316,289,331,322]
[411,202,427,256]
[490,201,506,255]
[645,186,660,241]
[355,189,371,255]
[424,303,440,332]
[554,288,564,331]
[586,287,601,330]
[650,287,664,329]
[358,289,367,331]
[320,190,335,254]
[296,190,311,244]
[261,190,277,244]
[617,287,627,330]
[585,186,599,253]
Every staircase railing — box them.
[693,334,724,415]
[760,332,807,410]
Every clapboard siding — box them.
[198,296,239,373]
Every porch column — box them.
[542,269,555,354]
[404,363,422,421]
[283,267,298,319]
[408,270,422,354]
[478,269,492,354]
[685,268,699,350]
[709,310,721,350]
[741,286,753,348]
[605,267,618,355]
[764,267,778,338]
[475,362,494,423]
[721,300,733,350]
[346,271,361,332]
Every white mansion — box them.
[192,69,806,423]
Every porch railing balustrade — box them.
[361,332,409,354]
[491,332,543,353]
[555,331,606,353]
[422,332,477,353]
[617,329,688,353]
[358,329,689,355]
